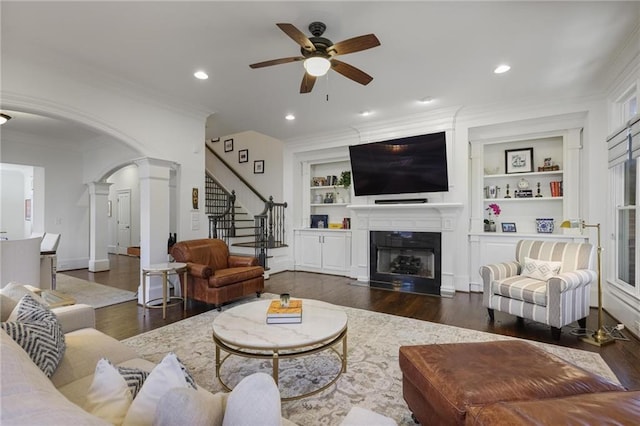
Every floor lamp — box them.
[560,220,615,346]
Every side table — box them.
[141,262,188,319]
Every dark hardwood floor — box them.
[63,254,640,390]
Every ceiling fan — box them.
[249,22,381,93]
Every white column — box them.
[88,182,112,272]
[135,158,174,305]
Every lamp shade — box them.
[560,219,582,229]
[303,57,331,77]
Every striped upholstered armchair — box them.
[479,240,596,339]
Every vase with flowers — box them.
[484,203,501,232]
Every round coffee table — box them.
[212,298,347,400]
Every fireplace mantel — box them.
[347,202,463,297]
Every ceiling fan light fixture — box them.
[194,70,209,80]
[0,113,12,125]
[494,64,511,74]
[303,56,331,77]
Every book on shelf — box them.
[266,299,302,318]
[266,316,302,324]
[549,181,563,197]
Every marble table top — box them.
[212,298,347,350]
[142,262,187,273]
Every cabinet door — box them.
[297,232,323,269]
[321,233,348,272]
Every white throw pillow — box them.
[123,353,196,426]
[1,294,65,377]
[85,359,134,425]
[522,257,562,281]
[153,387,226,426]
[222,373,281,426]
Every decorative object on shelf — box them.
[535,182,543,197]
[310,214,329,228]
[535,218,555,233]
[517,177,530,190]
[550,181,563,197]
[224,138,234,152]
[501,222,517,233]
[538,157,560,171]
[337,171,351,189]
[484,203,501,232]
[253,160,264,174]
[484,166,500,175]
[323,192,335,203]
[505,148,534,174]
[515,178,533,198]
[504,184,511,198]
[560,220,613,347]
[342,217,351,229]
[312,177,327,186]
[313,194,323,204]
[326,175,338,185]
[484,185,500,199]
[238,149,248,163]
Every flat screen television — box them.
[348,131,449,196]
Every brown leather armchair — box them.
[170,238,264,310]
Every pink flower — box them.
[486,203,501,217]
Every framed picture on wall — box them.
[505,148,533,174]
[239,149,248,163]
[254,160,264,174]
[224,138,234,152]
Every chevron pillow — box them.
[1,294,65,377]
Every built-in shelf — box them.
[484,170,563,179]
[483,197,563,202]
[310,203,349,207]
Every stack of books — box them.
[266,299,302,324]
[549,181,563,197]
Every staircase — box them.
[204,156,288,271]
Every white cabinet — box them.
[294,229,351,276]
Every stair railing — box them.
[253,196,288,269]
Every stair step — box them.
[232,242,288,249]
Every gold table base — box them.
[213,328,347,401]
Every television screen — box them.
[348,132,449,196]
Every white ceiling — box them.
[1,1,639,144]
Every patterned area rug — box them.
[122,294,619,425]
[55,274,136,308]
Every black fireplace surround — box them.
[369,231,441,295]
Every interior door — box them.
[117,190,131,255]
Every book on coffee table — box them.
[266,299,302,324]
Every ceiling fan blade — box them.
[276,23,315,52]
[328,34,380,56]
[331,59,373,85]
[300,73,317,93]
[249,56,304,69]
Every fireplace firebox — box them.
[369,231,441,295]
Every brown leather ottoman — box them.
[467,390,640,425]
[399,340,624,426]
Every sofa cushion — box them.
[210,266,265,288]
[0,282,46,321]
[51,327,140,388]
[1,294,65,377]
[122,352,197,426]
[222,372,282,426]
[85,358,137,425]
[522,256,562,281]
[154,387,227,426]
[494,275,547,306]
[0,331,109,425]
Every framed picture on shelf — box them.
[505,148,533,174]
[224,138,234,152]
[238,149,248,163]
[310,214,329,229]
[254,160,264,174]
[501,222,517,232]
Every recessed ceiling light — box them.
[0,113,11,125]
[419,97,434,104]
[360,110,372,117]
[285,114,295,121]
[494,64,511,74]
[194,71,209,80]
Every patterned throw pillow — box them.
[522,257,562,281]
[1,294,65,377]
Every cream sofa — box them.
[0,287,290,425]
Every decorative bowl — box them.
[536,218,555,233]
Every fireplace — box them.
[370,231,441,295]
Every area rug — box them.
[122,294,619,425]
[55,274,136,308]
